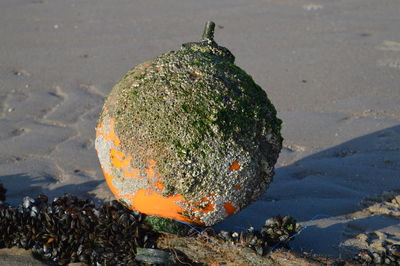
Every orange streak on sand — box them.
[224,202,237,215]
[235,185,242,190]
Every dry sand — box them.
[0,0,399,264]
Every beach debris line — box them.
[95,21,282,226]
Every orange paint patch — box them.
[235,185,242,190]
[128,189,190,223]
[229,161,240,171]
[145,167,155,178]
[103,171,120,199]
[192,195,215,213]
[154,179,165,191]
[145,160,161,188]
[223,202,237,215]
[96,117,122,147]
[123,168,140,178]
[110,148,132,169]
[190,71,202,80]
[201,199,215,213]
[142,63,151,69]
[97,118,121,146]
[97,115,222,225]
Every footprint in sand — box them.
[377,41,400,52]
[44,84,103,124]
[376,40,400,70]
[282,143,306,153]
[0,77,4,90]
[340,192,400,258]
[0,78,8,118]
[302,4,323,11]
[279,143,307,166]
[378,59,400,70]
[362,191,400,218]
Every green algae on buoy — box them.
[95,21,283,226]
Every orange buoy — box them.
[95,21,282,226]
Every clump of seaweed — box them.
[144,215,189,235]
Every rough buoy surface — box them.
[95,21,282,226]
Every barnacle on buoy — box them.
[95,21,283,226]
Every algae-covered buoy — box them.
[95,21,282,226]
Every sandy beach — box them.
[1,0,399,263]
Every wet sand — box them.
[0,0,399,263]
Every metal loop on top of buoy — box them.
[202,21,215,41]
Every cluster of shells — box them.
[0,184,158,265]
[217,215,300,256]
[355,245,400,265]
